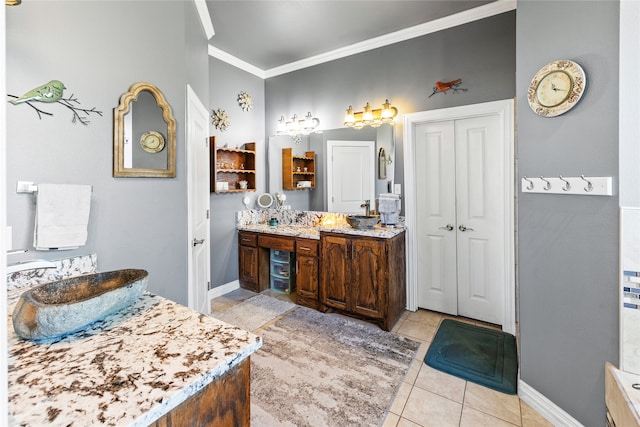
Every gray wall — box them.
[265,10,516,196]
[516,2,619,425]
[6,1,209,305]
[208,57,265,287]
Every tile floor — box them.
[211,289,554,427]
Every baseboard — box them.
[208,280,240,301]
[518,380,584,427]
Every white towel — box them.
[33,184,92,250]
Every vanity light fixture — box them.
[344,99,398,129]
[276,112,321,141]
[6,0,21,5]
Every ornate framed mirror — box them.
[113,82,176,177]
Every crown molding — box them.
[208,46,266,79]
[194,0,215,40]
[208,0,516,79]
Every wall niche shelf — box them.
[210,137,256,193]
[282,148,315,190]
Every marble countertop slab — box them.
[7,289,262,427]
[237,222,405,240]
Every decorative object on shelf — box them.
[528,60,586,117]
[211,108,230,131]
[428,79,467,97]
[277,112,321,142]
[139,130,165,153]
[344,99,397,129]
[8,80,103,125]
[237,91,253,111]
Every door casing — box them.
[403,99,516,334]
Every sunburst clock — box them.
[211,108,230,131]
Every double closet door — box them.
[415,114,506,326]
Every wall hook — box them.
[523,176,534,190]
[580,175,593,192]
[559,175,571,191]
[540,176,551,191]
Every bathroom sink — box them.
[12,269,148,341]
[346,215,380,230]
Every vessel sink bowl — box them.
[12,269,148,341]
[346,215,380,230]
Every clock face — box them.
[536,71,572,107]
[528,60,586,117]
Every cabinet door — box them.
[296,255,319,299]
[351,238,386,319]
[320,235,350,311]
[239,245,258,291]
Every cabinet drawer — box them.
[296,239,318,256]
[258,234,295,251]
[238,232,257,247]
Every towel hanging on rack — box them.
[33,183,92,250]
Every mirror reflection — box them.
[268,125,394,213]
[113,82,176,178]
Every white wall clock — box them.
[528,60,586,117]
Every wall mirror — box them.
[268,125,395,212]
[113,82,176,177]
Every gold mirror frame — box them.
[113,82,176,177]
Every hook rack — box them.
[521,176,612,196]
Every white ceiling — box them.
[204,0,509,78]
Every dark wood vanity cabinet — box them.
[320,231,406,331]
[238,231,259,292]
[295,238,321,310]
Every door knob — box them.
[193,238,205,247]
[438,224,454,231]
[458,225,474,232]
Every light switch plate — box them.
[394,184,402,195]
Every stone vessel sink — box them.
[12,269,148,341]
[346,215,380,230]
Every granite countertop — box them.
[7,287,262,426]
[237,222,405,240]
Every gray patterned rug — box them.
[213,293,296,332]
[250,306,420,426]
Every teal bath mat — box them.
[424,319,518,394]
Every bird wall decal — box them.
[10,80,66,104]
[428,78,468,97]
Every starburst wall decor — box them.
[211,108,230,132]
[237,91,253,111]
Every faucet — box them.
[360,200,371,216]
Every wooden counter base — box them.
[152,358,251,427]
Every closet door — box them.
[415,114,506,326]
[455,115,505,325]
[415,121,458,315]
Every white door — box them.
[415,121,458,315]
[327,140,375,213]
[186,85,210,315]
[416,114,505,325]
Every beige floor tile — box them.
[464,382,521,426]
[414,341,430,361]
[397,417,422,427]
[210,298,237,313]
[460,406,520,427]
[414,364,466,403]
[406,309,443,327]
[382,412,400,427]
[521,401,554,427]
[396,319,437,342]
[389,381,413,415]
[403,358,422,385]
[402,387,462,427]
